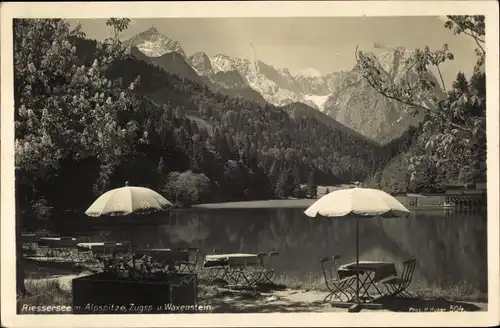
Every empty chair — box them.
[201,251,230,283]
[88,244,107,267]
[379,257,417,298]
[320,255,357,303]
[74,243,93,265]
[226,256,261,292]
[179,247,201,273]
[253,252,269,284]
[254,251,279,285]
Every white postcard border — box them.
[1,1,498,327]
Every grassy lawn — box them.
[21,271,486,314]
[273,271,488,303]
[19,279,73,314]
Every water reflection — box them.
[54,207,487,293]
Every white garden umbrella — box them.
[85,183,173,217]
[304,187,410,308]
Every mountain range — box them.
[122,27,443,144]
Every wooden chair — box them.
[178,247,201,273]
[48,238,77,259]
[201,251,230,284]
[74,244,93,266]
[379,257,417,298]
[254,251,279,285]
[226,256,261,292]
[320,255,357,303]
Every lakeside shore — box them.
[191,197,484,210]
[22,270,487,314]
[18,193,487,313]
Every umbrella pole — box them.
[356,216,359,305]
[348,216,363,313]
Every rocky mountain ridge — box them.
[123,27,443,144]
[123,27,187,58]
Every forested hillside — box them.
[107,44,386,196]
[14,19,387,224]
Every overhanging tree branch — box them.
[445,16,485,54]
[463,30,486,54]
[354,44,482,135]
[434,64,447,93]
[354,45,434,114]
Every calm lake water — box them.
[47,204,488,295]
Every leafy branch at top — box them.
[354,15,486,185]
[354,44,451,116]
[445,15,485,55]
[106,18,131,41]
[354,15,486,136]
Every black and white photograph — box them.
[1,1,498,327]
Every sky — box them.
[72,16,479,88]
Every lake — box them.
[48,203,488,297]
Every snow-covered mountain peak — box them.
[140,27,160,37]
[124,28,436,144]
[189,52,213,75]
[124,28,187,58]
[210,54,238,73]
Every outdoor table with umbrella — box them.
[85,182,173,217]
[337,260,398,301]
[83,182,173,265]
[304,186,410,313]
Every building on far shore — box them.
[444,182,487,195]
[444,181,486,208]
[405,181,487,208]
